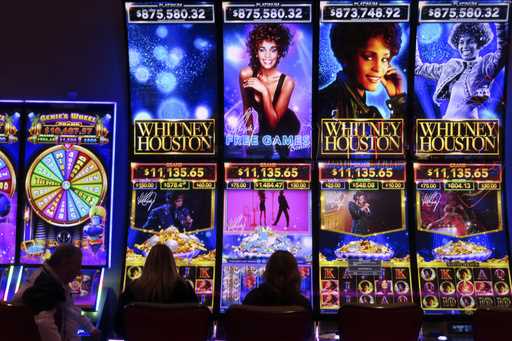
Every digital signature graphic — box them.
[414,163,512,312]
[20,102,115,266]
[126,1,217,155]
[319,162,412,312]
[223,2,313,159]
[319,0,411,157]
[125,163,217,307]
[221,163,313,310]
[414,0,510,157]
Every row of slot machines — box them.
[0,100,116,312]
[122,0,512,316]
[124,162,511,314]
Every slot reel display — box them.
[221,163,312,310]
[319,162,412,312]
[20,102,115,266]
[414,163,512,312]
[223,1,313,159]
[126,1,217,156]
[125,163,217,307]
[0,101,21,264]
[318,0,411,157]
[414,0,510,158]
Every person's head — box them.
[330,23,402,93]
[258,191,265,198]
[47,244,82,284]
[449,23,493,61]
[264,250,301,295]
[353,192,367,205]
[135,244,179,302]
[166,192,184,208]
[89,206,106,225]
[279,190,285,196]
[247,24,292,73]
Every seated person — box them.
[12,244,100,341]
[243,250,311,312]
[116,244,198,336]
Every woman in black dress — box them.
[240,23,300,159]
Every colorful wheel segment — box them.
[26,145,107,227]
[0,150,15,197]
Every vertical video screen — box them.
[223,2,313,160]
[319,162,412,312]
[20,102,115,266]
[414,0,509,158]
[318,0,410,157]
[126,163,217,307]
[414,163,512,312]
[221,163,312,310]
[126,2,217,156]
[0,102,21,264]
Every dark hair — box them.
[247,23,292,73]
[449,23,493,50]
[47,244,82,267]
[132,244,179,302]
[263,250,301,296]
[330,23,402,68]
[353,192,365,201]
[165,191,184,203]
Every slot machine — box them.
[123,0,220,307]
[15,100,116,320]
[412,0,512,337]
[317,0,414,318]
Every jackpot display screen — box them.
[0,102,21,264]
[20,102,115,266]
[223,2,313,160]
[414,0,509,158]
[126,1,217,156]
[414,163,512,312]
[221,163,312,310]
[17,267,103,311]
[319,162,412,312]
[318,0,410,157]
[125,163,217,307]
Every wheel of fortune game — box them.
[26,144,107,227]
[0,150,16,198]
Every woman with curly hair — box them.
[240,23,299,159]
[319,23,406,119]
[416,23,507,119]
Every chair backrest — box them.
[0,303,41,341]
[473,308,512,341]
[124,302,211,341]
[224,304,312,341]
[338,304,423,341]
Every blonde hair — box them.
[133,244,179,302]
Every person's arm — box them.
[182,280,199,303]
[240,67,254,133]
[348,202,368,219]
[142,207,161,229]
[415,40,443,80]
[34,310,62,341]
[483,23,507,78]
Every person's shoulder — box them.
[240,66,253,80]
[319,80,339,97]
[282,74,295,88]
[242,285,267,305]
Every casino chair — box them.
[473,308,512,341]
[124,302,211,341]
[0,303,41,341]
[223,304,313,341]
[338,303,423,341]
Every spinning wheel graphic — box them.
[26,145,107,226]
[0,150,15,197]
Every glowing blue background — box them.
[127,20,217,121]
[415,23,505,120]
